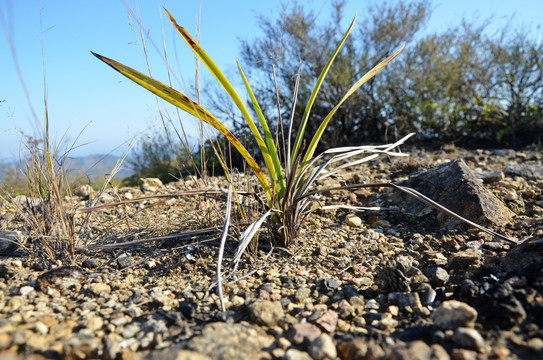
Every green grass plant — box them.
[93,8,405,247]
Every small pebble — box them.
[287,322,321,345]
[322,278,340,291]
[90,283,111,296]
[19,286,34,296]
[82,259,99,269]
[526,337,543,353]
[247,300,283,327]
[432,300,477,329]
[307,333,337,360]
[452,327,486,351]
[117,254,131,269]
[430,267,450,287]
[294,287,311,303]
[122,323,141,338]
[284,348,313,360]
[366,299,380,310]
[315,310,338,333]
[345,214,362,227]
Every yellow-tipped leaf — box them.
[163,8,277,200]
[91,51,272,201]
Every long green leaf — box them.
[301,45,405,168]
[290,14,357,163]
[91,52,272,201]
[163,8,276,199]
[237,61,285,201]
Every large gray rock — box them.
[396,159,514,229]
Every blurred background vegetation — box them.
[234,0,542,150]
[2,0,542,190]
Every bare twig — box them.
[68,186,258,214]
[79,226,223,251]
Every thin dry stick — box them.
[217,184,233,312]
[0,5,39,124]
[195,0,206,177]
[161,10,201,179]
[137,6,187,176]
[70,186,264,217]
[79,227,223,251]
[68,186,249,214]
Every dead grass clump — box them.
[5,137,77,262]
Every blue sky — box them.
[1,0,542,161]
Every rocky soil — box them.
[0,145,542,360]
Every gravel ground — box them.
[0,146,542,360]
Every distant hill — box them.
[63,154,134,179]
[0,154,134,182]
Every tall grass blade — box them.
[163,8,276,199]
[301,45,405,168]
[233,209,274,270]
[237,62,285,199]
[291,15,357,162]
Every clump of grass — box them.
[2,132,137,262]
[16,136,78,261]
[93,8,517,271]
[93,9,404,242]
